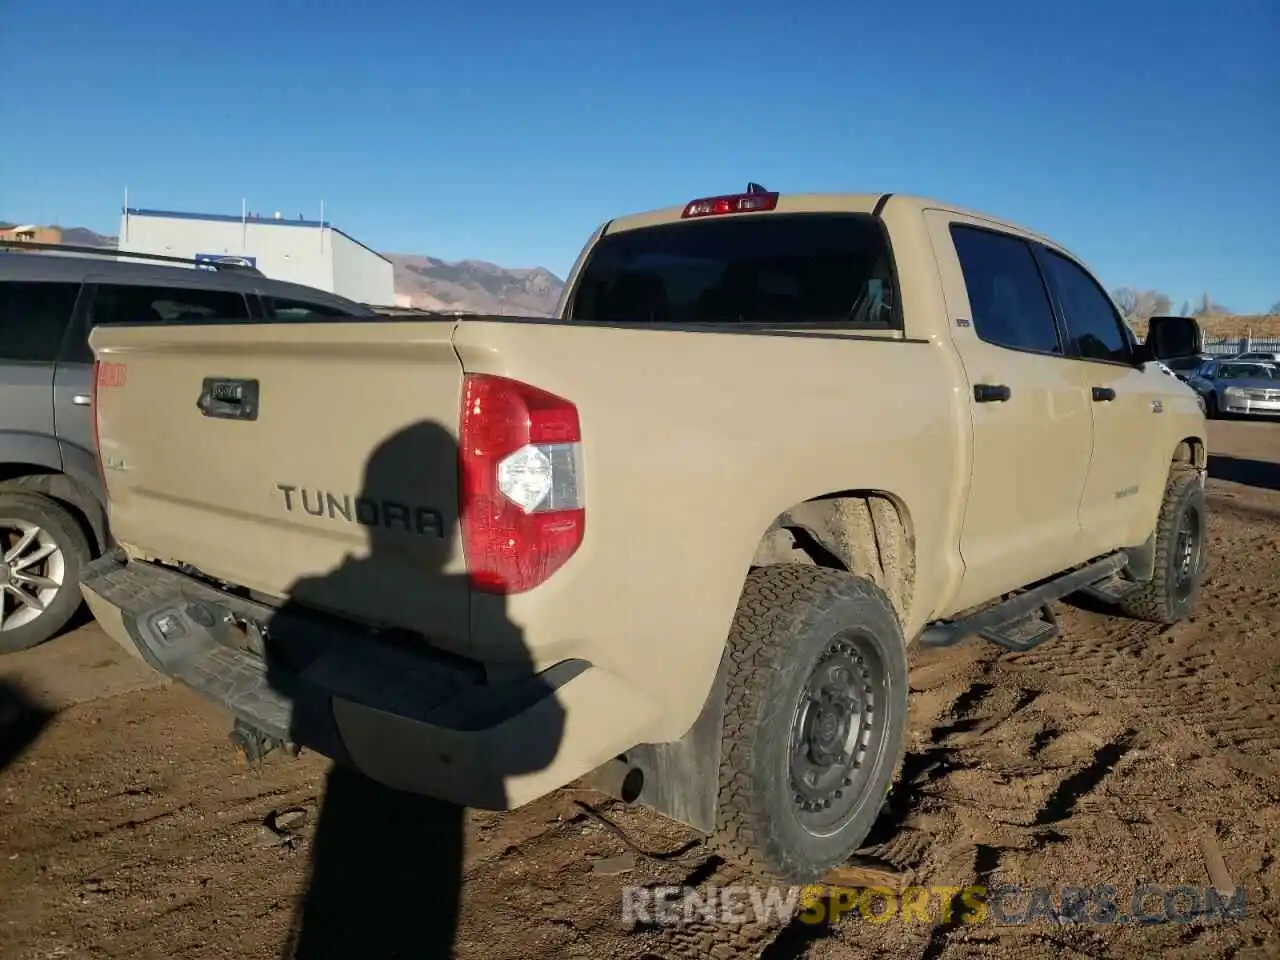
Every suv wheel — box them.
[0,492,92,654]
[1118,465,1206,624]
[712,565,908,883]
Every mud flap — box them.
[1123,531,1157,583]
[610,647,731,835]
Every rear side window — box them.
[264,296,353,320]
[568,214,899,328]
[0,280,81,363]
[1037,249,1131,363]
[59,283,254,363]
[90,284,252,326]
[951,226,1061,355]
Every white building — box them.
[118,206,395,306]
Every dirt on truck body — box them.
[81,187,1210,884]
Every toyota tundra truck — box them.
[79,188,1208,884]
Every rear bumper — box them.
[79,553,658,809]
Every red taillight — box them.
[682,190,779,219]
[459,374,585,594]
[91,360,103,465]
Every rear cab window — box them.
[567,213,899,329]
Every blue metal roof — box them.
[122,207,391,263]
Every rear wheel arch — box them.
[610,491,915,837]
[750,489,916,627]
[0,465,107,556]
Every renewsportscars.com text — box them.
[622,883,1247,927]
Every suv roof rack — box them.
[0,240,266,276]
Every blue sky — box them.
[2,0,1276,311]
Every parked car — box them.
[1229,351,1280,364]
[79,187,1207,884]
[1160,353,1213,382]
[1186,358,1280,418]
[0,243,374,653]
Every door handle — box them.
[974,384,1011,403]
[1092,386,1116,402]
[72,394,92,406]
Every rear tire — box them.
[1118,465,1206,624]
[712,565,908,883]
[0,492,91,654]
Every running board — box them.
[918,553,1128,652]
[1076,573,1143,605]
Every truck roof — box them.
[603,191,1065,252]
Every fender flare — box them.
[0,433,109,554]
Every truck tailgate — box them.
[90,319,471,644]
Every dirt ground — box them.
[2,420,1279,960]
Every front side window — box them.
[0,280,81,363]
[1037,249,1131,363]
[569,213,898,329]
[950,225,1062,355]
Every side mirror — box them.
[1144,315,1203,361]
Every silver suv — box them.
[0,244,374,652]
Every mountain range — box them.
[1,222,566,316]
[386,253,564,315]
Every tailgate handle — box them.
[973,383,1011,403]
[197,377,260,421]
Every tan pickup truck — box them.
[80,188,1208,883]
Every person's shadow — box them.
[256,420,566,959]
[0,679,52,773]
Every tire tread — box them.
[1118,464,1203,624]
[712,564,904,881]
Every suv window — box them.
[264,296,353,320]
[62,283,253,363]
[91,284,251,325]
[950,226,1061,354]
[568,213,898,328]
[1037,249,1131,363]
[1220,363,1275,380]
[0,280,82,363]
